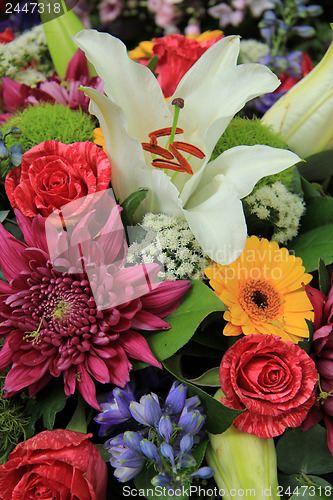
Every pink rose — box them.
[220,334,318,438]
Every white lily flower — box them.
[74,29,300,264]
[262,25,333,157]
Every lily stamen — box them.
[141,143,174,159]
[148,127,184,143]
[142,122,205,176]
[171,141,205,159]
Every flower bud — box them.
[9,144,22,167]
[262,24,333,157]
[158,415,173,442]
[0,141,8,160]
[206,390,279,500]
[140,439,162,467]
[9,127,21,139]
[165,382,187,414]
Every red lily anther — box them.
[142,127,205,176]
[148,127,184,142]
[152,159,190,173]
[141,143,174,159]
[171,141,205,160]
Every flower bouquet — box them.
[0,1,333,499]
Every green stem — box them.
[168,105,181,146]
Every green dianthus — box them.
[0,103,97,179]
[2,103,96,152]
[211,116,299,191]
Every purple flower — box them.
[164,381,187,414]
[158,415,173,442]
[178,410,205,435]
[130,393,162,427]
[96,385,135,436]
[98,380,212,487]
[108,433,146,482]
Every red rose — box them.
[5,140,111,218]
[0,28,14,44]
[220,334,318,438]
[0,429,108,499]
[153,34,223,97]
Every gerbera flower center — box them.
[239,279,281,321]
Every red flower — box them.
[0,49,104,121]
[152,34,223,97]
[5,140,111,218]
[303,275,333,454]
[0,202,191,409]
[0,28,14,44]
[0,429,107,499]
[219,334,318,438]
[278,52,313,92]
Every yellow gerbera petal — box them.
[205,236,313,343]
[94,127,106,151]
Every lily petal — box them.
[183,177,247,265]
[83,87,147,203]
[74,29,170,141]
[172,36,280,157]
[203,145,300,199]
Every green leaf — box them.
[144,280,226,362]
[178,342,223,358]
[298,150,333,181]
[300,198,333,233]
[121,189,148,226]
[288,225,333,272]
[318,259,331,296]
[277,425,333,476]
[300,177,322,200]
[147,55,159,76]
[96,444,111,463]
[297,319,314,354]
[192,312,228,351]
[24,398,42,438]
[191,439,209,469]
[40,0,89,79]
[0,210,9,222]
[23,381,69,436]
[66,394,87,433]
[163,355,242,434]
[41,382,69,430]
[186,367,220,387]
[279,473,333,500]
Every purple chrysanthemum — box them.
[0,202,191,409]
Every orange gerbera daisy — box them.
[205,236,313,343]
